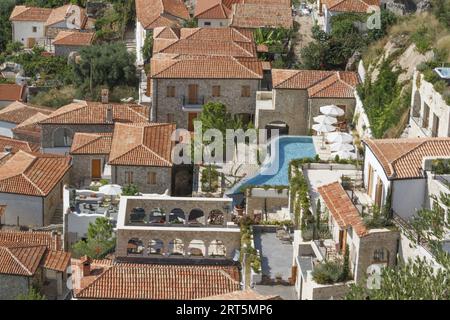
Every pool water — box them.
[228,136,316,194]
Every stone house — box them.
[0,230,71,300]
[363,137,450,221]
[0,84,27,108]
[0,151,71,227]
[317,0,380,33]
[71,257,240,300]
[149,27,265,130]
[9,4,88,48]
[0,101,52,138]
[292,181,399,300]
[39,100,149,154]
[53,30,94,57]
[256,69,360,135]
[194,0,235,27]
[409,69,450,138]
[135,0,190,65]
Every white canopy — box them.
[331,150,357,160]
[326,132,353,144]
[330,143,355,152]
[313,115,337,125]
[312,123,336,133]
[99,184,122,196]
[320,105,345,117]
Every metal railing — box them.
[392,213,434,256]
[181,95,205,106]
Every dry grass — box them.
[436,35,450,62]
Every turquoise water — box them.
[228,136,316,194]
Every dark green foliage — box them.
[0,0,15,51]
[122,184,139,196]
[312,261,345,284]
[142,31,153,62]
[72,217,116,259]
[73,42,138,100]
[432,0,450,29]
[16,287,45,300]
[201,165,220,192]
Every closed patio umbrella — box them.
[320,105,345,117]
[326,132,353,144]
[99,184,122,196]
[313,115,337,125]
[330,143,355,152]
[331,150,357,160]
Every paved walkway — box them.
[253,229,293,280]
[254,284,297,300]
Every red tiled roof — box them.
[45,4,87,27]
[272,69,360,98]
[318,181,368,237]
[0,230,56,249]
[364,138,450,179]
[108,123,175,167]
[230,2,293,29]
[194,0,233,19]
[0,101,53,124]
[136,0,189,29]
[11,112,49,138]
[72,262,240,300]
[0,135,39,153]
[153,27,256,57]
[0,245,46,276]
[53,31,94,46]
[9,6,52,22]
[0,151,71,196]
[324,0,380,13]
[44,250,71,272]
[0,84,26,102]
[70,132,113,155]
[40,101,149,125]
[151,55,263,79]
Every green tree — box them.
[142,31,153,62]
[122,184,139,196]
[198,102,242,135]
[72,217,116,259]
[346,193,450,300]
[73,42,138,100]
[16,287,46,300]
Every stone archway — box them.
[127,238,145,255]
[208,240,226,257]
[187,239,206,257]
[168,238,184,256]
[148,239,164,255]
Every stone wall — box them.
[0,274,29,299]
[246,196,288,217]
[152,78,260,129]
[111,165,172,194]
[71,154,109,187]
[41,124,114,148]
[256,89,309,135]
[43,170,70,226]
[116,227,240,259]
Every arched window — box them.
[208,210,224,225]
[127,238,144,255]
[53,128,73,147]
[373,248,389,263]
[147,208,165,224]
[208,240,226,257]
[187,239,205,257]
[148,239,164,255]
[169,208,185,224]
[188,209,205,225]
[168,239,184,255]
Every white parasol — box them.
[330,143,355,152]
[320,105,345,117]
[313,115,337,125]
[326,132,353,144]
[331,150,357,160]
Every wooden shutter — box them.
[212,85,220,97]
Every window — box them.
[204,22,211,26]
[212,85,221,97]
[53,128,73,147]
[167,113,174,123]
[148,172,157,185]
[125,171,134,184]
[241,85,251,97]
[166,86,175,97]
[32,26,37,33]
[373,248,389,263]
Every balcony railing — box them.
[181,95,205,110]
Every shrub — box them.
[312,261,344,284]
[122,184,139,196]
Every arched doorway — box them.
[187,239,206,257]
[169,208,185,224]
[148,239,164,255]
[127,238,144,255]
[188,209,205,225]
[168,239,184,256]
[208,240,226,257]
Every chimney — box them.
[80,255,92,277]
[51,230,62,251]
[4,145,12,153]
[101,88,109,104]
[106,105,113,123]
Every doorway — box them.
[188,112,198,132]
[188,84,199,104]
[91,159,102,180]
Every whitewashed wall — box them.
[0,193,43,226]
[392,179,426,221]
[0,121,15,138]
[363,147,390,204]
[12,21,46,46]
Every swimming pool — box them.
[227,136,316,194]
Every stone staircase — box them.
[50,204,64,225]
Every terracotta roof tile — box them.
[109,123,175,167]
[325,0,380,13]
[0,101,52,124]
[230,3,293,29]
[40,101,149,125]
[12,112,49,139]
[45,4,87,27]
[44,250,71,272]
[53,30,94,46]
[0,230,56,249]
[364,138,450,179]
[72,262,240,300]
[0,151,71,196]
[70,132,113,155]
[0,245,46,276]
[9,6,52,22]
[318,181,368,237]
[272,69,359,98]
[136,0,189,29]
[0,136,39,153]
[194,0,233,19]
[0,84,26,102]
